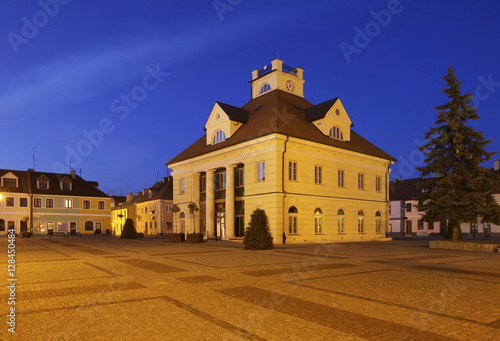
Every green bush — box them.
[243,208,273,250]
[121,218,137,239]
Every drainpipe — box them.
[27,169,33,233]
[385,162,391,236]
[282,135,289,243]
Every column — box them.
[192,172,200,233]
[225,164,236,238]
[206,169,215,238]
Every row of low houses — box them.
[110,177,173,236]
[0,169,111,235]
[389,161,500,237]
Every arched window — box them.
[329,126,343,140]
[337,209,345,234]
[260,83,271,94]
[358,210,364,233]
[85,221,94,231]
[180,212,186,233]
[314,208,323,234]
[212,130,226,144]
[375,211,381,233]
[288,206,298,234]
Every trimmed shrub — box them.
[121,218,137,239]
[243,208,273,250]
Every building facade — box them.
[0,169,111,235]
[167,59,395,243]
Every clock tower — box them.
[250,59,305,100]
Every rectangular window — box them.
[338,170,344,187]
[180,179,185,194]
[98,201,105,210]
[406,203,412,212]
[417,219,424,230]
[95,222,102,231]
[288,216,297,234]
[58,222,69,232]
[6,197,14,207]
[20,197,28,207]
[358,217,364,233]
[166,205,171,212]
[62,182,71,191]
[428,222,434,230]
[235,168,244,187]
[375,176,381,192]
[38,181,48,189]
[358,173,364,190]
[200,174,206,202]
[83,200,91,209]
[288,161,297,181]
[338,217,344,234]
[376,219,381,233]
[257,162,265,181]
[315,166,322,185]
[34,198,42,208]
[46,198,54,208]
[3,178,17,188]
[65,199,73,208]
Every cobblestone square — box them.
[1,236,499,340]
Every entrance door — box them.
[217,211,225,239]
[20,220,27,232]
[405,220,412,234]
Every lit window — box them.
[257,162,265,181]
[315,166,322,185]
[288,161,297,181]
[338,170,344,187]
[212,130,226,144]
[65,199,73,208]
[375,176,381,192]
[337,209,345,234]
[358,173,364,190]
[260,83,271,94]
[180,179,185,194]
[314,208,323,234]
[98,201,105,210]
[329,126,343,140]
[358,210,364,233]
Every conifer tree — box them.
[121,218,137,239]
[243,208,274,250]
[417,67,500,241]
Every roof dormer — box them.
[306,98,353,142]
[36,174,50,190]
[205,102,248,146]
[60,176,73,191]
[1,172,19,189]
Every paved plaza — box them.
[1,236,500,340]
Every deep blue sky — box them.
[2,0,500,195]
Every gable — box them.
[308,98,352,141]
[204,102,248,145]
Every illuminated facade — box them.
[0,169,111,235]
[167,59,395,243]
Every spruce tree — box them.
[121,218,137,239]
[243,208,274,250]
[417,67,500,241]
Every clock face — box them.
[286,80,295,92]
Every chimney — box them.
[495,160,500,171]
[70,170,76,179]
[127,193,134,202]
[163,177,168,183]
[142,188,148,195]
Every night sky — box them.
[2,0,499,195]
